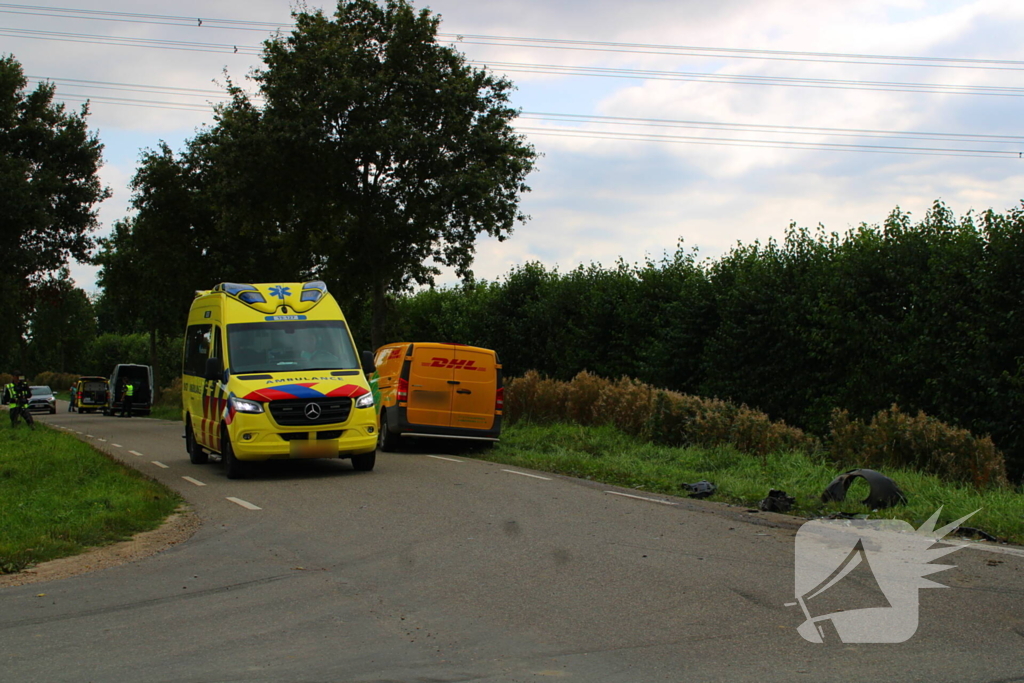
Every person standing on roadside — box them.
[69,383,77,412]
[120,380,134,417]
[6,372,34,428]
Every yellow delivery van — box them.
[372,342,502,451]
[182,281,377,478]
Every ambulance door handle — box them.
[456,389,472,395]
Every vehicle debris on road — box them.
[820,468,907,509]
[759,489,796,513]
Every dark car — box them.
[27,386,57,414]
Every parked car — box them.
[27,386,57,414]
[74,376,109,413]
[105,364,155,416]
[372,342,502,452]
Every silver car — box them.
[28,386,57,414]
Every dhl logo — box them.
[423,357,488,371]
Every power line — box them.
[5,3,1023,72]
[519,113,1024,144]
[28,75,1021,144]
[5,26,1020,98]
[439,33,1024,72]
[518,127,1019,159]
[25,74,1021,156]
[475,61,1024,97]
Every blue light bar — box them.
[302,281,327,292]
[300,290,322,302]
[239,291,267,304]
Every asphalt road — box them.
[3,406,1024,682]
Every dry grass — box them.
[505,371,1009,490]
[828,405,1008,489]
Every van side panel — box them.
[450,347,497,431]
[406,345,456,427]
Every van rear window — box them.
[227,320,359,374]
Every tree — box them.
[94,143,207,387]
[25,269,96,373]
[208,0,537,348]
[0,54,109,370]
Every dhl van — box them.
[182,281,377,479]
[371,343,502,451]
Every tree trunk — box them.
[149,327,159,390]
[370,279,387,352]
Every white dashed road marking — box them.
[97,438,106,442]
[502,469,552,481]
[129,450,143,456]
[111,443,122,448]
[152,461,169,469]
[604,491,677,506]
[227,497,262,511]
[427,455,463,463]
[182,476,206,487]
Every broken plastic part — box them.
[682,480,716,498]
[821,468,907,509]
[759,489,795,513]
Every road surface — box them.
[2,406,1024,682]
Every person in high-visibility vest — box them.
[6,372,34,428]
[120,380,134,417]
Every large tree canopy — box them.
[0,54,109,370]
[205,0,538,348]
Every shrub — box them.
[828,405,1008,488]
[31,371,81,392]
[157,377,182,407]
[506,370,819,458]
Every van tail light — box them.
[397,377,409,402]
[495,387,504,412]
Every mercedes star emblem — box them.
[304,402,322,420]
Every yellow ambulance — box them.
[182,281,377,478]
[372,342,502,451]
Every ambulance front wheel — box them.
[186,419,209,465]
[222,433,246,480]
[351,452,376,472]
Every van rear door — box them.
[449,347,496,430]
[406,345,455,427]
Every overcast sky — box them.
[4,0,1023,293]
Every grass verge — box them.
[471,422,1024,545]
[148,404,180,421]
[0,418,182,574]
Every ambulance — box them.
[372,342,502,451]
[182,281,377,478]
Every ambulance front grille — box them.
[269,398,352,426]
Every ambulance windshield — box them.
[227,320,359,374]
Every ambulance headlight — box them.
[355,393,374,409]
[229,397,264,414]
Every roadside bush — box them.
[157,377,182,407]
[828,405,1008,489]
[32,371,80,391]
[506,370,819,458]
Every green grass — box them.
[148,404,181,421]
[472,422,1024,544]
[0,418,183,574]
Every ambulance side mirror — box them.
[361,350,375,376]
[204,357,224,381]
